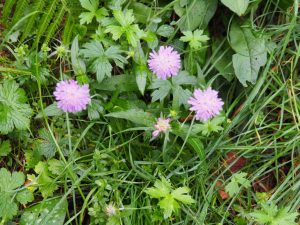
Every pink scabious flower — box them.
[148,46,181,80]
[152,118,171,138]
[54,80,91,113]
[188,87,224,121]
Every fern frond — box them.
[33,0,60,47]
[20,0,46,43]
[44,6,66,46]
[62,15,75,45]
[2,0,17,25]
[11,0,29,26]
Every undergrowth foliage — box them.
[0,0,299,224]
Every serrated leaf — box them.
[82,41,127,82]
[159,195,180,219]
[0,168,26,219]
[225,172,251,197]
[249,202,299,225]
[149,79,172,102]
[34,162,58,198]
[221,0,249,16]
[0,80,33,134]
[48,159,65,175]
[172,71,197,86]
[37,129,57,159]
[88,99,103,120]
[180,29,209,49]
[171,187,195,204]
[16,189,34,205]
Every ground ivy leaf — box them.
[48,159,65,175]
[16,189,34,205]
[34,162,58,198]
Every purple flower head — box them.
[152,118,171,138]
[188,87,224,121]
[148,46,181,80]
[54,80,91,113]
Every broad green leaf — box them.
[229,23,267,86]
[221,0,249,16]
[129,2,152,24]
[172,71,197,86]
[135,65,148,95]
[79,0,108,24]
[71,36,86,76]
[105,109,155,127]
[94,74,138,92]
[20,198,68,225]
[157,25,175,38]
[0,140,11,156]
[0,80,33,134]
[178,0,218,31]
[211,40,235,81]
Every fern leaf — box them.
[62,16,75,45]
[20,0,46,43]
[10,0,29,26]
[44,6,66,46]
[2,0,17,25]
[33,0,60,47]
